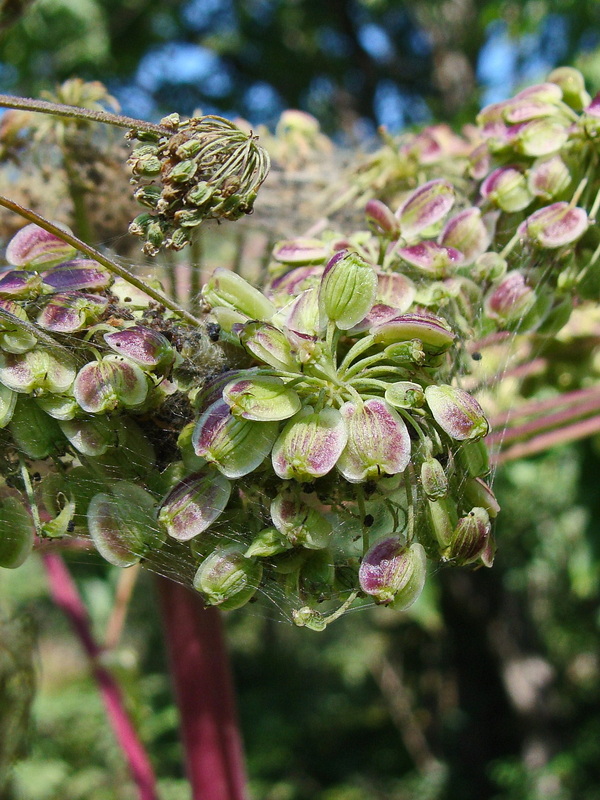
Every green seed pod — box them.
[193,546,263,610]
[456,439,490,477]
[445,507,493,566]
[0,497,34,569]
[9,396,65,459]
[245,527,292,558]
[168,159,198,183]
[318,251,378,330]
[420,458,449,499]
[88,482,163,568]
[426,496,458,548]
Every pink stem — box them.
[157,578,248,800]
[488,389,600,446]
[42,553,158,800]
[489,385,600,429]
[493,413,600,463]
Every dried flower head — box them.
[128,114,271,254]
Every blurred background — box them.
[2,1,600,799]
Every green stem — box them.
[347,377,390,392]
[190,232,204,315]
[337,334,376,375]
[0,93,171,136]
[0,196,203,328]
[19,458,43,536]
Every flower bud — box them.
[193,546,263,610]
[396,179,455,240]
[456,439,490,477]
[223,375,301,422]
[41,260,112,292]
[463,477,500,517]
[365,199,399,237]
[168,158,198,183]
[0,497,34,569]
[37,292,108,333]
[271,406,348,481]
[88,482,164,567]
[59,417,117,456]
[527,155,571,200]
[0,270,42,300]
[425,384,489,441]
[0,383,16,427]
[337,398,411,483]
[383,340,426,365]
[0,348,76,394]
[446,507,493,566]
[0,299,37,353]
[270,490,332,549]
[318,251,378,330]
[158,468,231,541]
[359,538,427,607]
[6,223,76,268]
[193,398,280,478]
[548,67,591,111]
[277,288,320,337]
[426,496,458,548]
[203,267,276,321]
[472,252,507,283]
[376,272,415,312]
[245,527,291,558]
[512,118,570,157]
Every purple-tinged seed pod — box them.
[158,468,232,541]
[337,398,411,483]
[41,259,112,292]
[396,179,455,240]
[359,538,427,608]
[425,384,489,441]
[272,406,348,481]
[6,223,76,268]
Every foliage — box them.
[2,0,600,131]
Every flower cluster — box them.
[128,114,270,255]
[187,249,498,625]
[8,66,600,627]
[0,222,497,627]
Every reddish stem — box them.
[489,385,600,430]
[42,553,158,800]
[488,389,600,446]
[157,578,248,800]
[494,413,600,463]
